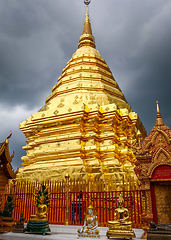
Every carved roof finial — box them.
[156,101,164,126]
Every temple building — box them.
[0,132,16,194]
[134,102,171,226]
[17,2,146,182]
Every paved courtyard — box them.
[0,225,145,240]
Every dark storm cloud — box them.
[0,0,171,169]
[0,0,83,109]
[92,0,171,133]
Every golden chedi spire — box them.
[18,1,147,183]
[45,0,130,110]
[156,101,164,126]
[78,0,96,49]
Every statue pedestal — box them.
[12,213,25,233]
[0,217,15,233]
[24,218,50,235]
[78,233,100,238]
[147,230,171,240]
[147,223,171,240]
[106,222,135,240]
[13,223,24,233]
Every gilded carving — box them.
[151,129,170,145]
[77,83,82,87]
[73,100,79,105]
[54,110,59,115]
[57,102,64,108]
[154,148,170,163]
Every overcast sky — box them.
[0,0,171,170]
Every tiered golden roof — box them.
[17,2,146,182]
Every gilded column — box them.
[65,174,70,225]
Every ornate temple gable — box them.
[147,148,171,178]
[151,128,170,145]
[135,102,171,182]
[0,132,16,193]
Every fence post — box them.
[65,174,70,225]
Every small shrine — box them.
[134,102,171,237]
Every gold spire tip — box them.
[156,101,160,113]
[156,100,164,126]
[84,0,91,5]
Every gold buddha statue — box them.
[78,203,99,238]
[106,194,135,240]
[24,185,50,235]
[30,195,47,220]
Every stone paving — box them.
[0,225,145,240]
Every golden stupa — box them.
[17,1,146,182]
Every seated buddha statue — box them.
[106,194,135,240]
[78,203,99,238]
[30,195,47,220]
[24,185,50,235]
[109,194,132,226]
[0,194,14,218]
[0,193,15,233]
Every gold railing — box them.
[1,176,143,228]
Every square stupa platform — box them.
[0,225,145,240]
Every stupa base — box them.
[147,231,171,240]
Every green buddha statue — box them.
[0,194,14,218]
[0,193,15,233]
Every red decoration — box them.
[152,165,171,180]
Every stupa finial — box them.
[156,101,164,126]
[84,0,91,5]
[78,0,96,49]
